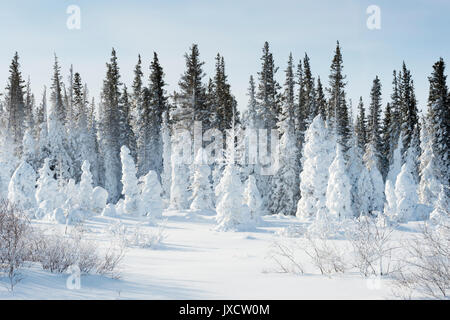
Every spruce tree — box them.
[255,41,281,130]
[367,76,383,171]
[118,85,137,162]
[399,62,420,160]
[147,52,169,177]
[99,48,122,202]
[355,97,367,152]
[213,54,238,132]
[270,53,299,215]
[253,42,281,212]
[381,102,393,179]
[175,44,208,130]
[302,53,317,124]
[243,75,257,128]
[6,52,26,153]
[427,58,450,192]
[328,41,350,153]
[316,77,327,120]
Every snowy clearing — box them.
[0,210,419,300]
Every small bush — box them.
[0,200,30,290]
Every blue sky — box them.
[1,0,449,114]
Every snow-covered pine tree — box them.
[21,128,36,166]
[42,55,75,181]
[328,41,350,154]
[296,115,335,220]
[418,119,441,207]
[316,76,327,121]
[354,97,367,152]
[120,145,140,215]
[213,54,238,132]
[36,158,65,216]
[190,148,214,211]
[430,185,449,221]
[326,145,353,220]
[254,42,281,211]
[381,102,393,179]
[216,157,252,231]
[6,52,26,154]
[69,72,99,183]
[427,58,450,195]
[8,161,37,211]
[244,174,263,219]
[302,53,317,125]
[394,147,420,222]
[23,77,35,134]
[243,75,257,129]
[146,52,169,178]
[140,170,164,218]
[347,135,373,217]
[168,131,191,210]
[78,160,94,212]
[270,53,299,215]
[98,48,122,203]
[161,110,172,199]
[174,44,208,129]
[367,76,383,172]
[0,126,18,199]
[118,85,137,164]
[399,62,420,162]
[363,141,385,213]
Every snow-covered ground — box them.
[0,209,415,300]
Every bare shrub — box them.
[0,200,30,290]
[96,240,126,279]
[268,238,304,274]
[299,231,348,275]
[347,216,398,277]
[127,223,167,249]
[392,220,450,299]
[269,220,349,276]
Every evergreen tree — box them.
[363,142,385,213]
[427,58,450,193]
[255,41,281,130]
[270,54,299,215]
[213,54,238,132]
[302,53,317,124]
[99,48,122,203]
[367,76,383,171]
[328,41,350,153]
[120,146,140,215]
[147,52,169,177]
[6,52,26,153]
[254,42,281,211]
[244,175,263,219]
[399,62,420,160]
[190,148,214,211]
[296,115,335,220]
[326,145,353,220]
[418,119,441,207]
[381,102,394,179]
[118,85,137,162]
[355,97,367,151]
[316,77,327,120]
[243,75,257,129]
[174,44,208,130]
[43,55,75,181]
